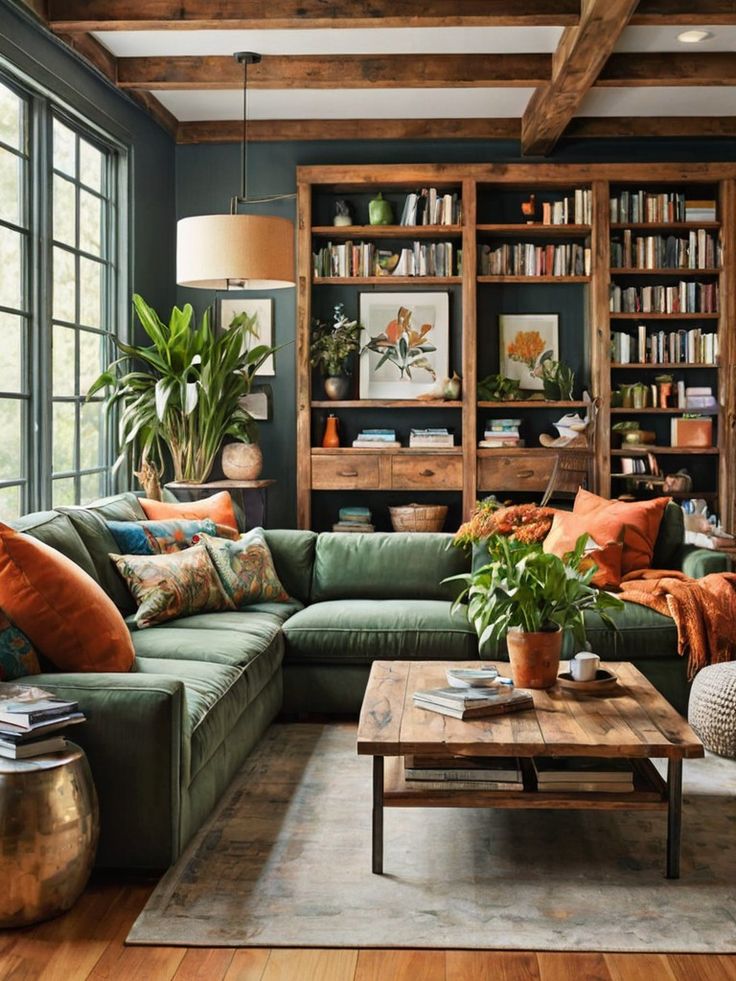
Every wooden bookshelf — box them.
[611,406,718,414]
[296,164,736,532]
[610,362,717,369]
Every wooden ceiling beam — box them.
[521,0,640,156]
[56,31,117,83]
[601,52,736,86]
[117,54,551,91]
[631,0,736,25]
[47,0,580,32]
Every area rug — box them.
[128,723,736,951]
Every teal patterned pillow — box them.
[106,518,219,555]
[193,529,290,608]
[0,609,41,680]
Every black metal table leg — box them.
[666,758,683,879]
[372,756,384,875]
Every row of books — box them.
[538,188,592,226]
[611,327,719,365]
[610,230,720,270]
[409,428,454,448]
[332,506,375,533]
[312,240,456,278]
[479,242,591,277]
[0,684,84,760]
[479,418,523,449]
[610,282,719,314]
[609,191,716,224]
[399,188,461,226]
[352,428,399,448]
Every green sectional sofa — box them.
[8,493,728,870]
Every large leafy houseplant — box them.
[88,294,274,483]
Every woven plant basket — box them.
[389,503,448,533]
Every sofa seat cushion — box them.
[579,602,678,659]
[283,599,478,664]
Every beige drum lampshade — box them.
[176,214,295,289]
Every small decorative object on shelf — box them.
[310,303,363,401]
[416,371,462,402]
[333,199,352,227]
[368,191,393,226]
[672,415,713,448]
[322,414,340,448]
[541,359,575,401]
[521,193,536,222]
[539,412,589,449]
[655,373,674,408]
[221,441,263,481]
[389,503,447,533]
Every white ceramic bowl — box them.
[446,667,503,689]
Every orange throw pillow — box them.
[543,510,623,589]
[0,524,134,672]
[572,489,670,576]
[139,491,238,532]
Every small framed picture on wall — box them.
[220,298,275,376]
[499,313,559,391]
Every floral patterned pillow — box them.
[106,518,226,555]
[193,529,290,608]
[111,544,234,629]
[0,609,41,680]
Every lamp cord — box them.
[241,55,248,202]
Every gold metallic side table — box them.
[0,742,99,927]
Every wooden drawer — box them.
[312,453,380,490]
[477,453,556,493]
[391,454,463,491]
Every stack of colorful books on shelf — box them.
[685,199,717,222]
[413,684,533,720]
[610,281,719,314]
[610,230,719,269]
[533,757,634,793]
[312,241,456,278]
[399,188,461,226]
[540,188,592,225]
[610,190,689,224]
[479,419,523,449]
[332,506,375,533]
[479,241,590,277]
[408,428,454,448]
[352,428,400,448]
[611,327,719,365]
[0,684,85,760]
[403,754,524,792]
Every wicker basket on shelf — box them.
[389,503,448,533]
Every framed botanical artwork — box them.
[219,298,275,376]
[499,314,559,391]
[359,292,449,399]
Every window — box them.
[0,74,125,521]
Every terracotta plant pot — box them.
[221,442,263,481]
[506,627,563,690]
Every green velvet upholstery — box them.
[263,529,317,604]
[283,599,477,664]
[59,506,136,613]
[311,531,469,602]
[11,511,99,582]
[87,491,147,521]
[651,501,685,569]
[678,546,732,577]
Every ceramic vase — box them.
[322,414,340,448]
[222,442,263,480]
[506,627,562,690]
[323,375,350,400]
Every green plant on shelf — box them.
[539,359,575,401]
[477,373,523,402]
[310,304,363,377]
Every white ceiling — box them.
[94,24,736,122]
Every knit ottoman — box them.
[688,662,736,759]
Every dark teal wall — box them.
[176,137,736,527]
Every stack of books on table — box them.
[332,506,375,533]
[479,419,523,449]
[532,757,634,793]
[352,429,400,448]
[403,754,524,792]
[0,684,85,760]
[413,684,533,720]
[409,428,454,448]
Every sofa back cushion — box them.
[652,500,685,570]
[85,492,147,521]
[59,507,136,613]
[11,511,99,582]
[311,532,470,603]
[263,529,317,605]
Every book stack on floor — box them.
[409,428,454,448]
[352,428,400,448]
[403,754,524,792]
[479,419,523,449]
[0,684,85,760]
[413,683,533,720]
[332,506,374,533]
[532,757,634,793]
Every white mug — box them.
[569,651,600,682]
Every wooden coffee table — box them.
[357,660,704,880]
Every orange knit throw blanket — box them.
[618,569,736,678]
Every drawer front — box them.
[391,454,463,491]
[312,453,380,490]
[478,453,556,493]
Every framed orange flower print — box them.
[499,314,559,391]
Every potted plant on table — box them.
[88,294,276,492]
[310,303,363,400]
[447,535,623,689]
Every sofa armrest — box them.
[672,545,732,578]
[27,672,184,869]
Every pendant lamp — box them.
[176,53,295,290]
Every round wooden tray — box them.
[557,668,618,694]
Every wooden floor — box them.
[1,877,735,981]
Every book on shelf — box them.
[332,522,376,533]
[401,775,524,792]
[611,327,718,365]
[0,712,84,743]
[533,756,634,793]
[352,440,401,448]
[399,188,461,226]
[0,735,68,760]
[480,418,522,448]
[685,199,717,222]
[404,754,522,784]
[618,453,659,476]
[610,229,719,270]
[671,416,713,447]
[312,240,456,278]
[685,386,717,410]
[479,241,590,277]
[610,190,690,224]
[353,429,400,448]
[0,684,80,728]
[413,686,534,720]
[539,188,591,226]
[338,506,372,523]
[609,281,719,314]
[409,427,454,448]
